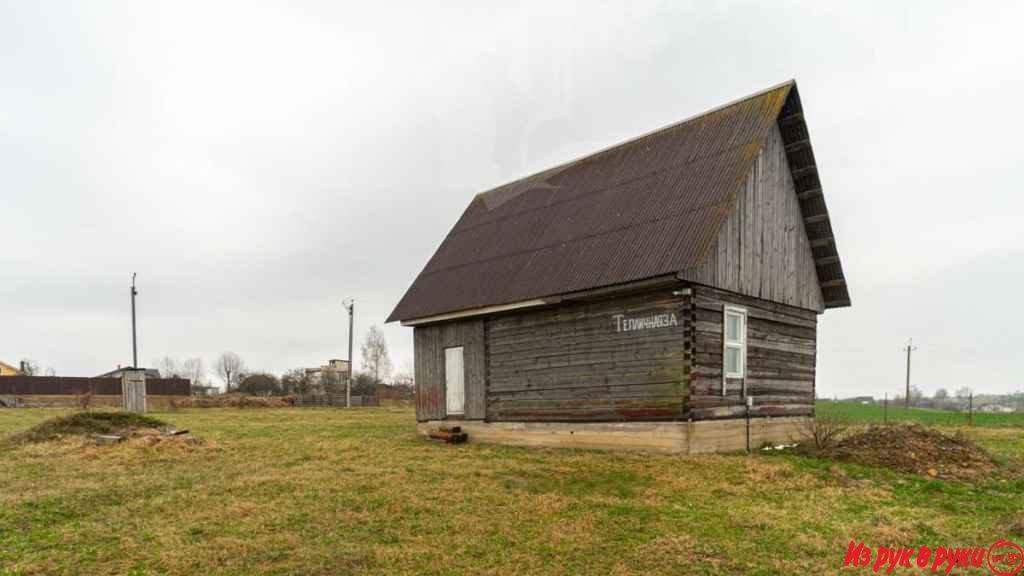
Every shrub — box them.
[799,413,851,452]
[76,391,94,411]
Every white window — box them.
[722,306,747,390]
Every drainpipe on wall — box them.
[745,396,754,453]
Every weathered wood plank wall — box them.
[486,289,688,422]
[0,376,190,396]
[413,319,485,421]
[121,372,147,413]
[412,124,827,425]
[682,124,823,312]
[688,284,817,420]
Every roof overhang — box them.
[401,299,550,326]
[401,274,683,326]
[777,84,851,309]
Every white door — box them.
[445,347,465,416]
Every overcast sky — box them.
[2,1,1021,398]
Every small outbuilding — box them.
[388,80,850,453]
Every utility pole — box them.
[131,273,139,369]
[343,298,355,408]
[903,338,917,410]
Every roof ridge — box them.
[475,80,795,204]
[453,134,777,237]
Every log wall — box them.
[485,289,688,422]
[688,284,817,420]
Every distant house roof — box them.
[0,360,22,375]
[95,367,162,378]
[388,80,849,323]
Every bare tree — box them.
[360,326,392,384]
[909,385,924,404]
[18,358,39,376]
[392,358,414,390]
[155,356,183,378]
[281,368,315,396]
[392,370,414,390]
[181,357,206,386]
[956,386,973,399]
[214,352,245,393]
[934,388,949,400]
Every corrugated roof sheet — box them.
[389,80,849,322]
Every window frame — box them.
[722,305,748,393]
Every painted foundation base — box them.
[418,417,809,454]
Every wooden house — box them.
[388,81,850,453]
[0,361,23,377]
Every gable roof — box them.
[389,80,849,323]
[95,367,162,378]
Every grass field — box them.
[1,407,1023,575]
[818,401,1024,428]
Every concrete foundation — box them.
[418,417,809,454]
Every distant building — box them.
[95,366,162,379]
[843,396,875,404]
[305,359,351,382]
[191,384,219,396]
[979,404,1015,414]
[0,361,23,376]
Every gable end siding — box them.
[681,124,824,312]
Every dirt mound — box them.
[5,412,170,445]
[128,427,204,449]
[826,424,997,480]
[171,394,295,408]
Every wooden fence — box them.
[0,376,190,396]
[294,394,379,407]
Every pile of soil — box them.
[826,424,998,481]
[130,427,203,448]
[5,412,170,445]
[171,394,295,408]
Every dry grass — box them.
[0,407,1021,575]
